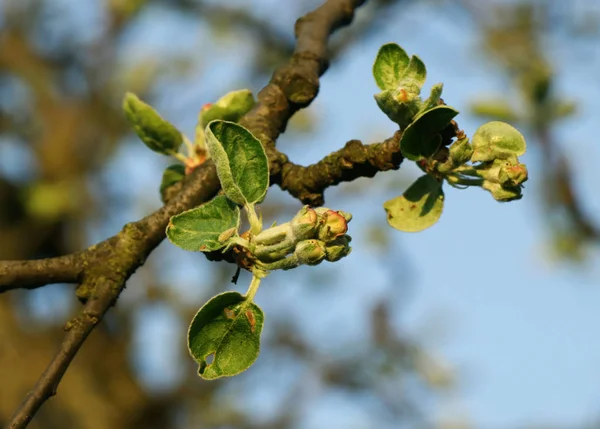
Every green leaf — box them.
[123,92,182,155]
[166,195,240,252]
[374,90,421,129]
[160,164,186,195]
[200,89,256,128]
[205,120,269,205]
[400,106,459,160]
[373,43,410,91]
[471,121,526,162]
[384,174,444,232]
[421,83,444,112]
[188,291,264,380]
[400,55,427,89]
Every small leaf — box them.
[374,90,421,128]
[200,89,256,128]
[123,92,182,155]
[188,292,264,380]
[400,106,459,160]
[384,174,444,232]
[166,195,240,252]
[421,83,444,112]
[471,121,526,162]
[160,164,186,195]
[373,43,410,91]
[400,55,427,89]
[205,120,269,205]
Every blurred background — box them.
[1,0,600,428]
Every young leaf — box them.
[374,90,421,129]
[400,105,459,160]
[400,55,427,89]
[200,89,256,128]
[123,92,182,155]
[205,120,269,205]
[421,83,444,112]
[471,121,526,162]
[160,164,186,195]
[384,174,444,232]
[166,195,240,252]
[188,291,264,380]
[373,43,410,91]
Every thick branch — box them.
[6,162,221,429]
[277,131,403,205]
[6,1,367,427]
[0,254,84,292]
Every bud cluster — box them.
[247,206,352,272]
[425,124,528,202]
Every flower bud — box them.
[498,162,528,187]
[482,181,522,202]
[290,206,319,240]
[315,209,350,242]
[448,137,474,165]
[294,239,326,266]
[324,235,352,262]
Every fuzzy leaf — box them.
[374,90,421,128]
[123,92,182,155]
[400,105,459,160]
[384,174,444,232]
[188,292,264,380]
[400,55,427,89]
[421,83,444,112]
[373,43,410,91]
[166,195,240,252]
[471,121,526,162]
[200,89,256,128]
[205,120,269,205]
[160,164,186,195]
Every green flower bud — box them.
[254,242,294,263]
[448,137,474,165]
[498,162,528,187]
[482,181,523,202]
[295,239,326,266]
[290,206,319,240]
[476,157,528,188]
[324,235,352,262]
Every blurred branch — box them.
[5,0,367,427]
[0,254,84,292]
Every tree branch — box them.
[0,254,84,292]
[277,131,403,206]
[5,1,368,427]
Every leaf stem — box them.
[245,203,263,236]
[245,275,262,302]
[183,134,196,158]
[171,152,189,164]
[446,174,484,187]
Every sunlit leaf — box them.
[384,174,444,232]
[205,120,269,205]
[372,43,409,90]
[188,292,264,380]
[123,92,182,155]
[166,195,240,251]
